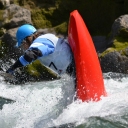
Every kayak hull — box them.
[68,10,106,102]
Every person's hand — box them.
[6,68,14,75]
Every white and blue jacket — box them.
[18,34,72,74]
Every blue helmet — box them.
[16,24,37,47]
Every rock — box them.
[107,14,128,47]
[100,51,128,73]
[99,14,128,74]
[0,0,10,8]
[1,3,128,75]
[2,27,17,46]
[25,60,61,81]
[1,27,23,58]
[37,28,52,35]
[100,51,120,72]
[3,4,32,29]
[112,15,128,37]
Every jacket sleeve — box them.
[19,47,43,66]
[6,47,43,73]
[9,39,55,71]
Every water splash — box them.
[0,73,128,128]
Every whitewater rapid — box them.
[0,73,128,128]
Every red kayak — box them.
[68,10,106,102]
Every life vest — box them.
[37,34,73,74]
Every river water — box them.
[0,72,128,128]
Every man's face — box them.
[21,36,32,50]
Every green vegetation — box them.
[31,9,52,28]
[99,47,115,57]
[118,28,128,38]
[28,0,128,35]
[25,60,60,80]
[112,37,128,50]
[3,0,128,36]
[100,36,128,57]
[54,22,67,35]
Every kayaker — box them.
[6,24,75,76]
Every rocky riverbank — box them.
[0,2,128,84]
